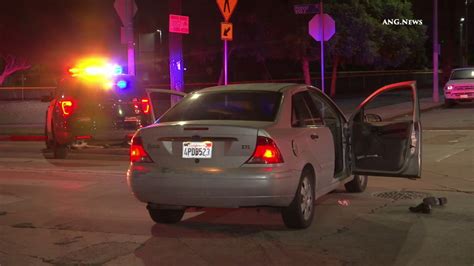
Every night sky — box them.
[0,0,471,71]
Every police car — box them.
[44,58,183,158]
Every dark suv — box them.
[45,75,152,158]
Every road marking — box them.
[424,129,474,132]
[435,149,466,162]
[182,211,206,221]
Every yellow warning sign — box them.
[221,22,233,41]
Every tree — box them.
[0,55,31,86]
[325,0,427,96]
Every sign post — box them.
[168,0,188,105]
[114,0,138,75]
[308,4,335,94]
[216,0,238,85]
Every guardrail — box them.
[0,87,55,101]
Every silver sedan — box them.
[127,82,421,229]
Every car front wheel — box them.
[345,175,368,193]
[281,169,315,229]
[147,208,185,224]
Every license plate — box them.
[460,94,468,99]
[182,141,213,158]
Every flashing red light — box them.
[246,136,284,164]
[59,100,74,117]
[141,98,151,114]
[130,136,153,163]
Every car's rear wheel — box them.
[53,142,68,159]
[281,169,315,229]
[44,126,52,150]
[345,175,368,193]
[147,208,185,224]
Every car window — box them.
[308,90,340,125]
[450,69,474,80]
[159,91,282,122]
[292,91,323,127]
[58,79,117,100]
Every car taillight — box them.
[58,100,74,117]
[246,136,284,164]
[130,136,153,163]
[141,99,151,114]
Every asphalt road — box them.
[0,104,473,266]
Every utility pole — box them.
[465,0,470,65]
[433,0,439,103]
[114,0,137,75]
[169,0,185,104]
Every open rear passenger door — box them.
[145,88,187,123]
[349,81,421,178]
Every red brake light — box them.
[59,100,74,117]
[246,136,284,164]
[130,136,153,163]
[141,98,151,114]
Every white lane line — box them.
[424,129,474,132]
[182,211,206,221]
[435,149,466,162]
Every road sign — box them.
[114,0,137,25]
[309,14,335,41]
[294,3,320,14]
[169,14,189,34]
[216,0,238,22]
[221,22,233,41]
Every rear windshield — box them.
[57,78,139,101]
[58,79,118,100]
[159,91,282,122]
[450,69,474,80]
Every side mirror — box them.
[41,95,53,102]
[364,113,382,123]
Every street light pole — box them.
[460,18,465,66]
[156,29,162,44]
[433,0,439,103]
[465,0,470,65]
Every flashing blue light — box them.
[116,80,127,89]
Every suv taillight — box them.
[58,99,74,117]
[246,136,284,164]
[130,136,153,163]
[141,98,151,114]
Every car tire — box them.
[147,208,185,224]
[53,142,68,159]
[281,169,315,229]
[44,126,52,150]
[444,99,455,108]
[345,175,368,193]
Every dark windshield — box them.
[58,79,115,100]
[450,69,474,80]
[159,91,282,122]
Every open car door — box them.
[145,88,187,123]
[349,81,421,178]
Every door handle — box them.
[310,134,319,140]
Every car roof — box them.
[452,67,474,71]
[196,83,300,93]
